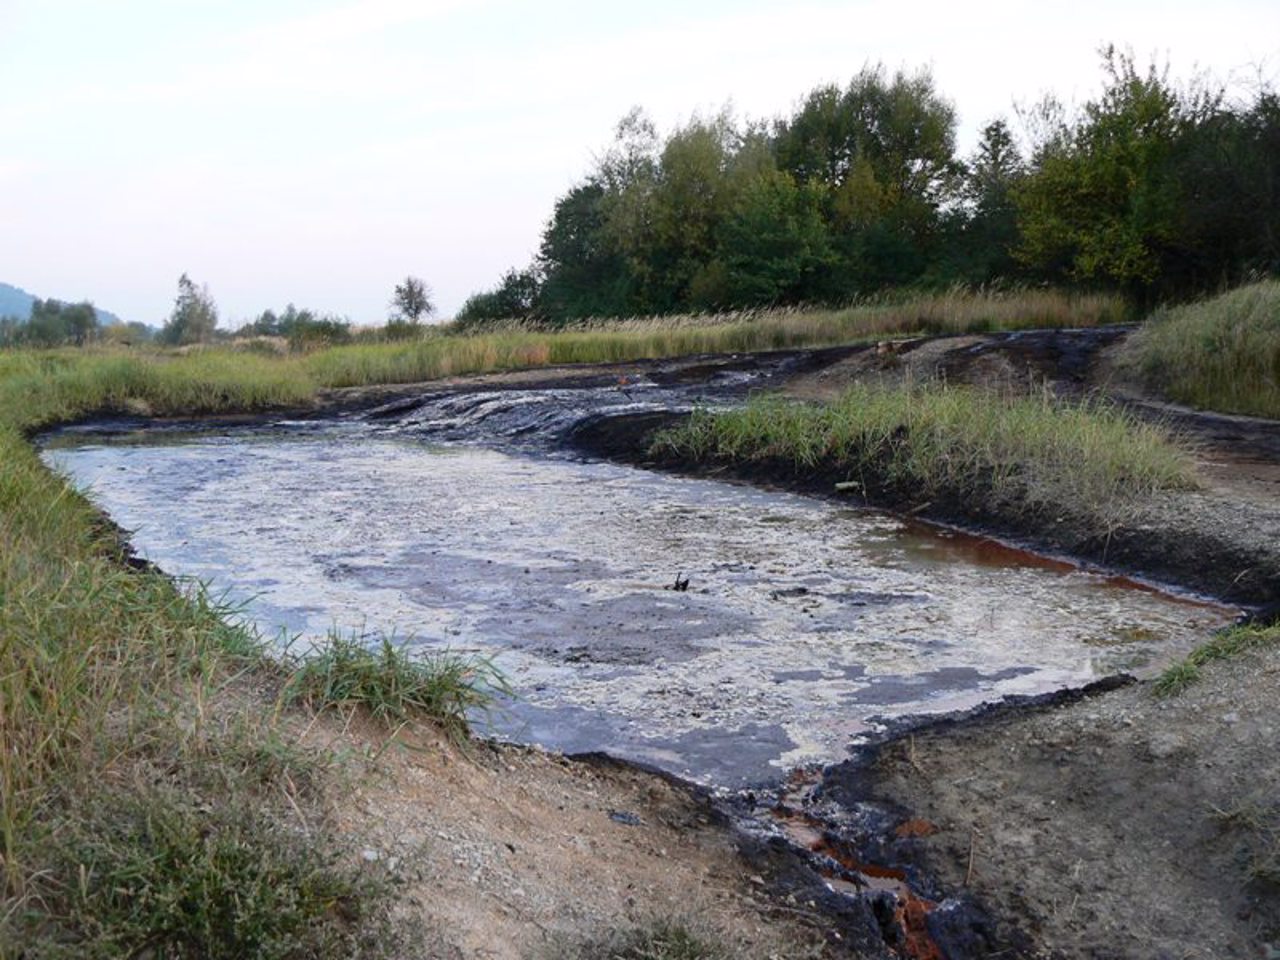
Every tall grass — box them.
[0,288,1123,433]
[0,368,484,953]
[312,287,1124,388]
[1122,280,1280,418]
[652,383,1197,527]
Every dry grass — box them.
[1122,280,1280,418]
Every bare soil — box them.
[297,713,882,959]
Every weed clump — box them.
[1154,622,1280,696]
[31,784,388,960]
[285,633,508,738]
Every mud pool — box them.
[43,386,1230,788]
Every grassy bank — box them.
[1122,280,1280,418]
[0,288,1123,431]
[651,383,1197,529]
[1155,621,1280,696]
[0,408,497,951]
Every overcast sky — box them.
[2,0,1277,326]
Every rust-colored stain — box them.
[896,890,944,960]
[894,817,937,838]
[769,799,945,959]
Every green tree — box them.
[455,268,542,328]
[391,276,435,323]
[775,66,960,295]
[25,299,99,346]
[159,274,218,345]
[709,170,833,307]
[1014,48,1220,297]
[952,118,1025,281]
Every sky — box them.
[2,1,1277,326]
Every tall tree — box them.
[391,276,435,323]
[775,65,960,295]
[1014,48,1221,297]
[159,275,217,345]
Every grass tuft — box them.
[36,783,388,960]
[1154,622,1280,696]
[552,918,731,960]
[285,633,509,738]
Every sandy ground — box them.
[299,715,868,959]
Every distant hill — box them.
[0,281,125,327]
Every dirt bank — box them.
[298,707,887,959]
[816,641,1280,959]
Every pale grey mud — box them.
[43,379,1231,790]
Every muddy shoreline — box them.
[42,331,1280,958]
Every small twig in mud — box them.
[964,828,979,887]
[908,735,923,773]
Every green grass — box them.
[651,383,1197,528]
[285,633,509,738]
[1122,280,1280,418]
[1154,622,1280,696]
[552,919,732,960]
[0,369,495,953]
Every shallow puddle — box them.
[45,419,1229,787]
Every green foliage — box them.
[390,275,434,324]
[455,267,542,328]
[1011,47,1273,300]
[1155,622,1280,696]
[1121,280,1280,417]
[159,273,219,345]
[239,304,352,350]
[711,170,834,308]
[37,785,387,959]
[651,382,1195,527]
[285,633,508,739]
[465,50,1279,320]
[0,298,100,347]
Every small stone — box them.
[1148,732,1184,759]
[361,848,380,862]
[1222,712,1240,724]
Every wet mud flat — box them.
[40,333,1280,958]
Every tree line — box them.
[458,48,1280,325]
[0,274,436,349]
